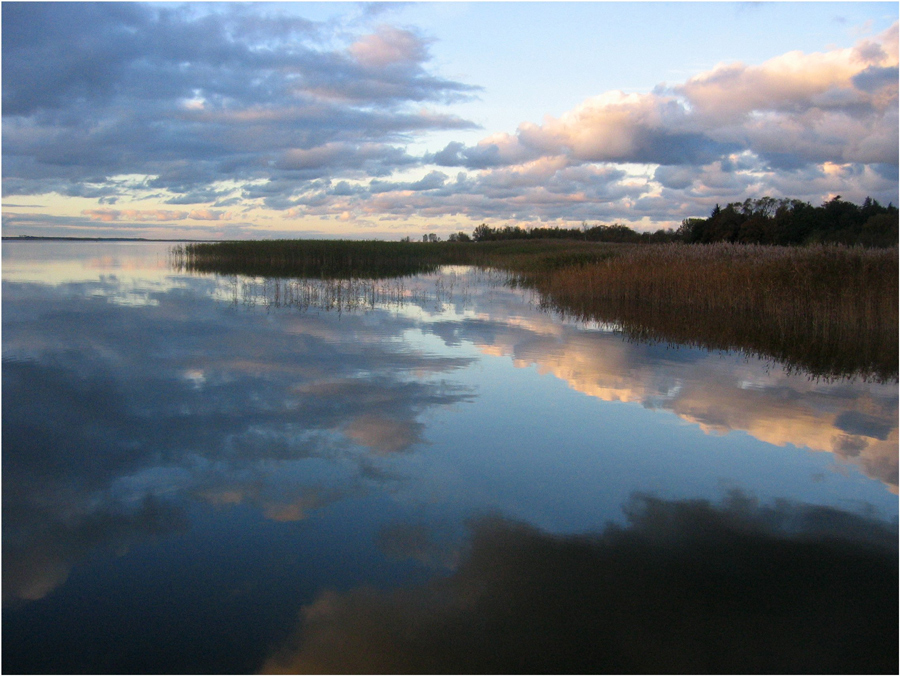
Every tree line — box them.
[450,196,897,247]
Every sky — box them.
[2,1,898,240]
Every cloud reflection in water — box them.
[264,493,898,674]
[416,285,898,491]
[2,271,475,604]
[214,267,899,492]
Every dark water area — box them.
[3,242,897,674]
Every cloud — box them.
[271,142,419,178]
[164,188,235,205]
[397,22,897,226]
[2,3,478,201]
[79,207,231,223]
[654,164,698,190]
[262,494,898,674]
[349,25,429,68]
[430,138,531,169]
[512,91,730,166]
[280,19,896,229]
[450,24,897,174]
[369,170,448,193]
[83,208,189,222]
[3,5,895,231]
[188,209,232,221]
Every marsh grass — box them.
[172,239,612,278]
[172,240,465,279]
[171,239,898,380]
[519,243,898,381]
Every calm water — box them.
[3,242,897,673]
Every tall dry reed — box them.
[521,243,898,381]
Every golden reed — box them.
[519,243,897,381]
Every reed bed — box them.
[169,239,898,380]
[171,240,458,279]
[171,239,611,279]
[518,243,898,381]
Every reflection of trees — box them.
[264,494,898,674]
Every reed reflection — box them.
[263,493,898,674]
[204,267,496,317]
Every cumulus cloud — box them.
[461,23,898,172]
[393,22,897,227]
[273,19,897,229]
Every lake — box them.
[3,241,897,673]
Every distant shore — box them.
[2,236,216,242]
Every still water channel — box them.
[3,242,897,673]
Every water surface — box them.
[3,242,897,673]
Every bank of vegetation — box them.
[520,243,897,381]
[171,196,898,380]
[172,239,449,279]
[467,196,898,248]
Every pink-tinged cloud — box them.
[83,209,190,222]
[82,208,232,222]
[523,91,692,163]
[380,22,896,225]
[349,26,428,68]
[450,22,897,171]
[675,38,894,122]
[81,209,121,222]
[187,209,231,221]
